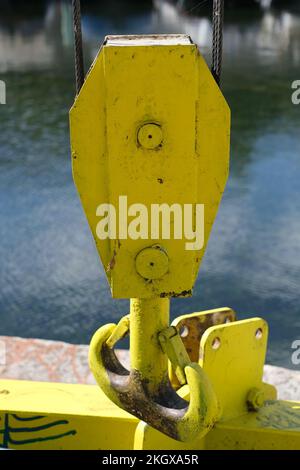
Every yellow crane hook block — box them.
[70,34,230,299]
[2,34,300,451]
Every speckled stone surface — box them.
[0,336,126,385]
[263,364,300,401]
[0,336,299,401]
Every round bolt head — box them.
[246,387,265,411]
[135,245,169,280]
[137,123,163,150]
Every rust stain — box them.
[178,310,235,363]
[106,249,117,272]
[160,290,192,298]
[170,309,236,388]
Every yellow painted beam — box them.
[134,400,300,450]
[0,380,137,450]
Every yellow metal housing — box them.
[70,35,230,299]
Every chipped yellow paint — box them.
[206,400,300,450]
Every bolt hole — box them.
[179,325,189,338]
[255,328,263,340]
[212,337,221,350]
[149,262,154,267]
[148,134,152,139]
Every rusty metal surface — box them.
[172,308,236,363]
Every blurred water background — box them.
[0,0,300,368]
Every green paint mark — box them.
[9,419,70,433]
[11,414,46,422]
[9,429,77,446]
[3,414,9,449]
[0,413,77,449]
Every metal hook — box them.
[89,321,219,442]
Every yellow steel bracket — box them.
[168,307,236,388]
[134,315,300,450]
